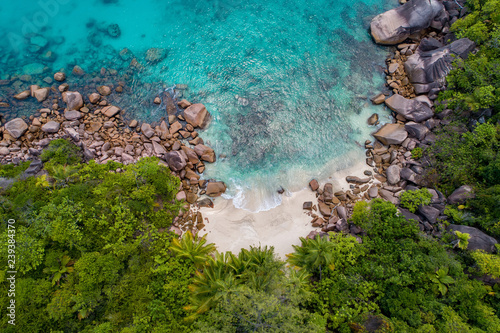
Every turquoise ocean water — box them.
[0,0,393,211]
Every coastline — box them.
[199,159,373,258]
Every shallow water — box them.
[0,0,394,211]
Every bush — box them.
[40,139,83,166]
[399,188,433,213]
[411,147,423,159]
[0,161,31,178]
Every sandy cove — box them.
[200,159,374,258]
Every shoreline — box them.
[0,0,474,258]
[199,159,373,258]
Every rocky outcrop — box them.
[385,94,434,122]
[4,118,28,139]
[448,185,475,204]
[448,225,498,253]
[164,151,187,171]
[405,38,476,93]
[373,123,408,145]
[206,181,227,197]
[63,91,83,111]
[370,0,446,45]
[386,165,401,185]
[183,104,211,129]
[102,105,121,118]
[41,121,60,133]
[404,121,429,140]
[194,144,216,163]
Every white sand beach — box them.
[199,159,373,258]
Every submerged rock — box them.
[22,63,45,75]
[30,35,48,48]
[14,90,30,100]
[54,72,66,82]
[107,23,121,38]
[145,48,167,63]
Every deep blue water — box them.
[0,0,393,211]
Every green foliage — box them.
[43,254,75,286]
[287,235,336,280]
[0,161,31,178]
[441,0,500,112]
[186,246,324,332]
[471,250,500,279]
[399,188,433,213]
[169,232,216,268]
[429,267,455,296]
[193,288,325,333]
[306,199,499,331]
[411,147,423,159]
[0,157,190,332]
[352,199,419,239]
[454,231,471,250]
[469,185,500,238]
[428,123,499,193]
[444,206,465,224]
[186,246,284,317]
[41,138,83,166]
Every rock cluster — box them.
[370,0,446,45]
[304,173,382,242]
[304,0,498,252]
[0,75,226,236]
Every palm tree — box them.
[45,164,78,187]
[287,235,336,280]
[169,231,216,268]
[185,252,239,319]
[239,246,281,291]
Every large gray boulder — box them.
[405,121,429,141]
[164,151,186,171]
[448,224,498,253]
[448,185,475,204]
[41,121,60,133]
[385,94,434,122]
[4,118,28,139]
[63,91,83,111]
[373,123,408,145]
[418,205,440,224]
[370,0,446,45]
[386,165,401,185]
[405,38,476,91]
